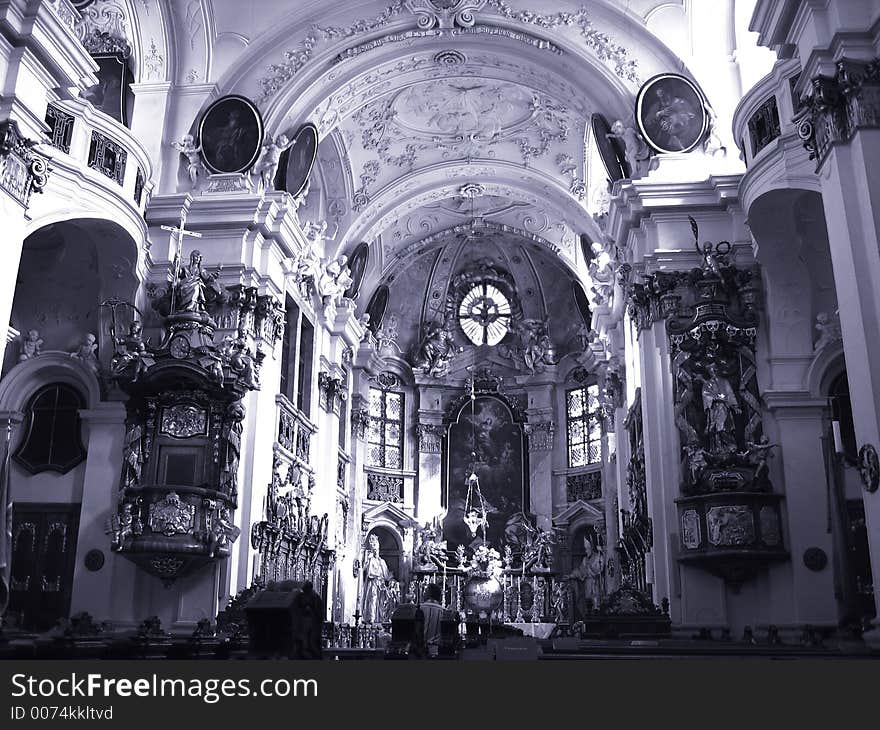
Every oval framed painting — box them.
[198,95,264,174]
[278,122,318,198]
[344,242,369,300]
[365,285,389,334]
[635,74,709,154]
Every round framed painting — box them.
[635,74,709,154]
[198,95,264,174]
[278,122,318,198]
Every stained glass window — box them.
[566,384,601,468]
[367,386,404,469]
[458,282,512,346]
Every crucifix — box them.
[161,212,202,315]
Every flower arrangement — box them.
[464,545,504,582]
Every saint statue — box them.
[361,533,392,624]
[697,362,740,454]
[568,537,605,615]
[174,250,223,315]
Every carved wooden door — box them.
[7,504,80,631]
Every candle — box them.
[831,420,843,454]
[442,562,447,608]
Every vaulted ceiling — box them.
[76,0,756,335]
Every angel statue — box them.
[252,133,293,192]
[412,316,457,377]
[607,120,654,179]
[170,134,204,189]
[317,255,354,304]
[297,220,328,285]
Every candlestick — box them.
[831,420,843,454]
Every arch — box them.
[807,343,846,399]
[0,353,102,415]
[0,353,102,451]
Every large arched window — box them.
[566,384,602,468]
[14,383,86,474]
[458,282,512,346]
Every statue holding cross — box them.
[161,215,222,316]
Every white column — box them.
[816,129,880,629]
[71,402,132,622]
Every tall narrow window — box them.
[279,295,299,402]
[297,317,314,415]
[14,384,86,474]
[367,387,403,469]
[566,384,601,468]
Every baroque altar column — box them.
[315,297,364,618]
[416,384,444,524]
[523,377,556,530]
[345,335,384,622]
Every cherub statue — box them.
[814,311,842,351]
[741,435,777,490]
[112,321,154,381]
[208,506,240,557]
[19,329,43,361]
[106,502,141,551]
[70,333,99,373]
[607,120,655,179]
[252,133,293,192]
[170,134,204,189]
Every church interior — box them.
[1,0,879,660]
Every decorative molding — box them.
[351,406,370,440]
[257,1,408,103]
[485,0,639,82]
[566,470,601,502]
[404,0,485,29]
[318,371,347,414]
[75,0,130,52]
[144,38,165,80]
[523,420,554,450]
[0,120,50,207]
[796,58,880,170]
[257,0,638,104]
[416,423,444,453]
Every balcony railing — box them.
[566,468,602,502]
[276,394,316,466]
[733,59,802,170]
[39,99,152,219]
